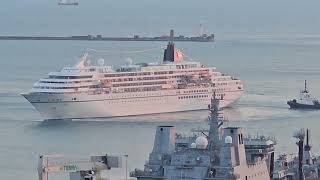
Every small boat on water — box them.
[287,80,320,109]
[58,0,79,5]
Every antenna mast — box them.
[200,24,204,36]
[305,80,307,92]
[294,129,305,180]
[305,129,311,151]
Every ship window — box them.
[49,75,92,79]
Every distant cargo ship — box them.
[21,42,242,120]
[58,0,78,5]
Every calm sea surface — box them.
[1,0,320,179]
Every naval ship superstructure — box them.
[273,129,320,180]
[130,96,275,180]
[22,42,243,120]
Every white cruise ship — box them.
[22,42,243,120]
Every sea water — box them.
[1,0,320,179]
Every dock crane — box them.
[38,153,121,180]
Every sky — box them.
[0,0,320,37]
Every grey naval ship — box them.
[36,95,320,180]
[130,95,276,180]
[273,128,320,180]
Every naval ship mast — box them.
[207,93,224,165]
[294,129,306,180]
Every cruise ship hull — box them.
[22,90,243,120]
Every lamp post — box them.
[124,154,128,180]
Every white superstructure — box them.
[22,42,243,120]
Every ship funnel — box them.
[163,42,183,63]
[220,127,247,167]
[151,126,176,155]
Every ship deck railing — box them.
[245,147,276,154]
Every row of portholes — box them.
[183,89,208,94]
[106,97,169,104]
[107,92,173,99]
[178,95,209,99]
[44,98,63,102]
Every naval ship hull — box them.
[22,90,243,120]
[287,100,320,109]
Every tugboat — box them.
[287,80,320,109]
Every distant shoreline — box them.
[0,34,214,42]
